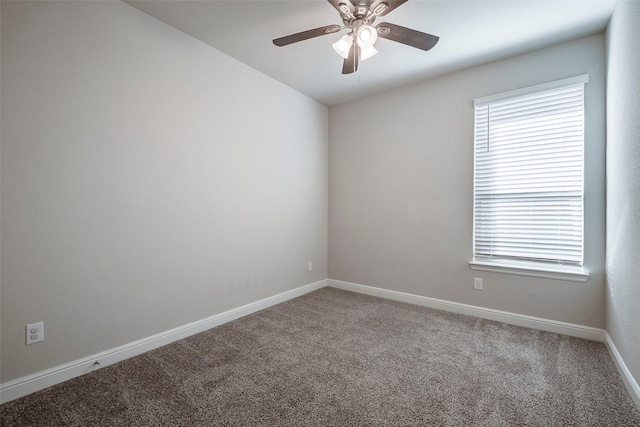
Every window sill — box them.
[469,259,589,282]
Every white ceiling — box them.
[126,0,616,106]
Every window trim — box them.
[469,258,589,282]
[471,74,590,280]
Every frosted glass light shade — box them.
[360,45,378,61]
[356,25,378,49]
[333,35,353,59]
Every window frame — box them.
[469,75,590,282]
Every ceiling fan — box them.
[273,0,439,75]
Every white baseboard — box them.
[0,279,327,404]
[605,332,640,410]
[5,279,628,408]
[328,279,606,342]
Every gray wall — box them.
[606,0,640,395]
[1,1,328,382]
[329,34,606,328]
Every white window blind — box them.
[473,75,588,266]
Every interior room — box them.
[1,0,639,424]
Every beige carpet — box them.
[1,287,639,426]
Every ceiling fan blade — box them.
[375,22,439,51]
[369,0,408,16]
[342,44,359,74]
[273,24,342,47]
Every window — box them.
[471,75,589,281]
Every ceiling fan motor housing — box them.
[339,1,385,27]
[355,5,369,18]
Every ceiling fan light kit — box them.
[332,25,378,61]
[273,0,439,75]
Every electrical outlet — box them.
[473,277,483,291]
[26,321,44,345]
[308,261,313,272]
